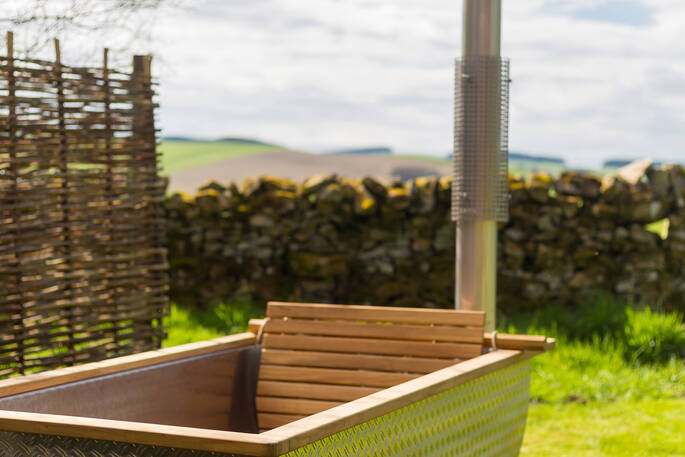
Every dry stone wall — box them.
[165,162,685,313]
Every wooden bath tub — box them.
[0,303,553,456]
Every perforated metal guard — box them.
[283,360,530,457]
[0,432,243,457]
[452,57,511,222]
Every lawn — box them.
[519,333,684,456]
[505,298,684,456]
[163,298,685,456]
[158,140,285,174]
[523,399,685,456]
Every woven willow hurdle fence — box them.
[0,32,168,378]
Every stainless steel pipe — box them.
[462,0,501,57]
[455,0,503,332]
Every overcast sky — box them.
[14,0,685,168]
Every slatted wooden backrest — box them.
[255,302,486,431]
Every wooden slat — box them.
[267,302,485,327]
[258,412,305,430]
[259,365,419,388]
[262,334,483,360]
[257,381,381,402]
[262,350,526,453]
[264,318,482,344]
[260,349,457,374]
[256,397,341,416]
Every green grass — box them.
[162,299,262,348]
[502,297,685,455]
[522,399,685,456]
[509,159,567,177]
[500,297,684,403]
[158,140,285,175]
[527,337,683,403]
[394,154,451,165]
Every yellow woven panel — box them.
[282,360,530,457]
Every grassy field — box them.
[394,154,451,165]
[398,154,570,176]
[520,336,684,455]
[509,159,567,177]
[158,140,285,174]
[523,399,685,456]
[163,297,684,455]
[158,140,583,178]
[506,298,684,456]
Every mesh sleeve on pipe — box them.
[452,56,510,222]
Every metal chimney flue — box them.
[453,0,510,332]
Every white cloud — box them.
[141,0,685,167]
[502,1,685,166]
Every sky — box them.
[8,0,685,168]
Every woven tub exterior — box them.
[0,431,244,457]
[282,360,530,457]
